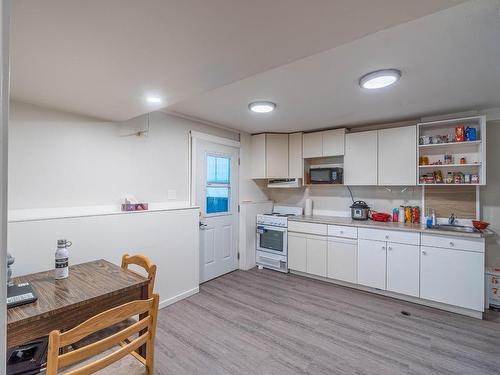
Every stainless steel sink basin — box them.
[431,224,480,233]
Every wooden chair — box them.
[46,294,159,375]
[121,254,157,298]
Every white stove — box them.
[256,205,303,273]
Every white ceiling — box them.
[10,0,465,122]
[169,0,500,133]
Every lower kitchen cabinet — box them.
[386,243,420,297]
[358,239,386,289]
[288,234,306,273]
[306,237,327,277]
[420,246,484,311]
[327,238,357,283]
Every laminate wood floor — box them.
[154,268,500,375]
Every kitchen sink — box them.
[431,224,480,233]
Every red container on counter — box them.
[412,206,420,224]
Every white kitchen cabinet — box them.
[288,132,303,178]
[420,246,484,311]
[251,133,266,179]
[386,243,420,297]
[378,126,417,186]
[358,239,386,289]
[344,130,378,185]
[303,129,345,158]
[306,236,327,277]
[327,238,357,283]
[265,133,289,178]
[303,132,323,158]
[288,234,307,273]
[322,129,345,157]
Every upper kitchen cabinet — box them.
[288,132,303,179]
[322,129,345,157]
[251,133,267,179]
[303,128,345,158]
[378,126,417,186]
[266,134,289,178]
[344,130,378,185]
[252,133,303,179]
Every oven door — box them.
[256,225,288,256]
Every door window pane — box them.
[207,155,230,184]
[206,187,229,214]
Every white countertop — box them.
[289,215,493,238]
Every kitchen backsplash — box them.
[268,186,422,216]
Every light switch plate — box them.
[167,190,176,200]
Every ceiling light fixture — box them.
[248,101,276,113]
[146,96,162,104]
[359,69,401,90]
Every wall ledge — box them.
[8,201,199,223]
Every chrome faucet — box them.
[448,213,456,225]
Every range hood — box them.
[267,178,302,188]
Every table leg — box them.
[137,284,148,359]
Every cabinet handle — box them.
[449,242,454,247]
[340,230,344,234]
[385,235,389,240]
[422,250,427,255]
[382,246,386,250]
[388,246,392,251]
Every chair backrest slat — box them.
[58,316,151,368]
[59,298,153,347]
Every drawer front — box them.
[288,221,327,236]
[421,234,484,253]
[358,228,419,245]
[327,225,358,239]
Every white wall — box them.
[8,101,239,209]
[8,208,199,308]
[482,120,500,266]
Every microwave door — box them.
[311,169,331,183]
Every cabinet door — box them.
[303,132,323,158]
[358,239,386,289]
[288,234,307,272]
[251,134,266,178]
[288,132,303,178]
[420,246,484,311]
[378,126,416,186]
[386,243,419,297]
[322,129,345,157]
[265,134,288,178]
[306,237,327,277]
[327,239,357,283]
[344,131,378,185]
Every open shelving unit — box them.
[417,116,486,186]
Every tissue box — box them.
[121,203,148,211]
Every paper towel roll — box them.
[305,199,313,216]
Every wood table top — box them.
[7,259,149,329]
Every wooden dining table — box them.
[7,259,150,349]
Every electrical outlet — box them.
[167,190,176,200]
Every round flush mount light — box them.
[146,96,162,104]
[248,101,276,113]
[359,69,401,90]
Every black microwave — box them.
[310,167,343,184]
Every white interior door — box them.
[194,137,239,283]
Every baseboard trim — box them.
[290,270,483,319]
[159,286,199,309]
